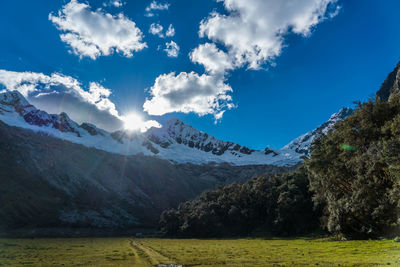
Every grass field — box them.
[0,237,399,266]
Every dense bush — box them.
[306,95,400,239]
[159,167,321,237]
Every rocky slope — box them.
[377,61,400,101]
[0,121,289,234]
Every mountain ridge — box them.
[0,90,353,167]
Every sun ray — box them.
[122,113,144,131]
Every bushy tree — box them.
[159,168,320,237]
[306,95,400,239]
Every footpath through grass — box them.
[0,237,399,266]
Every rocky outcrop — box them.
[377,61,400,101]
[145,118,255,156]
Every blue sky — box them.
[0,0,399,149]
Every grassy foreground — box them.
[0,237,399,266]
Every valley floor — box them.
[0,237,399,266]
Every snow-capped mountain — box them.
[0,90,352,166]
[283,107,354,155]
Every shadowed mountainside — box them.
[0,121,291,235]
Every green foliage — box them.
[159,167,320,237]
[394,236,400,242]
[306,95,400,239]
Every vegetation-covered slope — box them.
[159,167,319,237]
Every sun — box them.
[122,113,144,131]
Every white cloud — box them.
[164,41,180,58]
[144,0,339,121]
[166,24,175,37]
[199,0,339,70]
[190,43,233,74]
[145,1,170,17]
[49,0,146,60]
[143,72,234,118]
[0,70,158,132]
[111,0,124,7]
[142,120,162,132]
[149,23,175,39]
[103,0,124,8]
[149,23,164,38]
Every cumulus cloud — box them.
[149,23,164,38]
[143,0,340,121]
[0,70,158,132]
[145,1,170,17]
[190,43,234,74]
[164,41,180,58]
[49,0,146,60]
[143,72,233,118]
[199,0,340,70]
[166,24,175,37]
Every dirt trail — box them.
[129,239,177,266]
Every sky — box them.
[0,0,399,150]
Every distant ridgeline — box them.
[160,61,400,240]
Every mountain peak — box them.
[165,117,184,126]
[330,107,354,121]
[283,107,354,155]
[0,90,30,107]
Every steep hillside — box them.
[0,121,288,234]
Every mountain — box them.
[0,90,353,167]
[377,61,400,101]
[0,90,354,235]
[0,120,289,235]
[283,107,354,155]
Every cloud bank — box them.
[144,0,339,120]
[49,0,146,60]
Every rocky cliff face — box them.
[377,61,400,101]
[145,118,255,156]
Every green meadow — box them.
[0,237,399,266]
